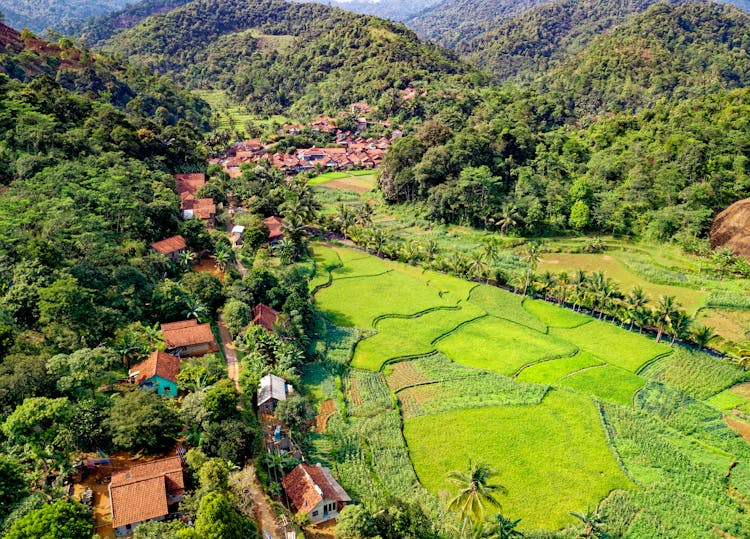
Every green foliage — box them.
[2,397,71,451]
[46,347,120,399]
[192,491,257,539]
[639,347,747,400]
[107,389,181,453]
[558,365,646,406]
[178,354,226,392]
[274,394,313,433]
[199,413,261,465]
[4,499,92,539]
[180,272,225,313]
[102,0,474,116]
[222,299,252,338]
[0,455,27,520]
[203,379,239,422]
[132,519,188,539]
[335,504,378,539]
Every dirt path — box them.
[218,315,240,391]
[226,214,249,278]
[232,464,285,539]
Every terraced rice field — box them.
[310,243,750,532]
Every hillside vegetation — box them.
[101,0,475,115]
[0,0,132,33]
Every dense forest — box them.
[0,0,133,33]
[99,0,479,116]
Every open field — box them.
[551,320,671,373]
[309,170,378,192]
[404,391,634,531]
[309,243,750,533]
[194,89,291,131]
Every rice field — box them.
[404,391,635,531]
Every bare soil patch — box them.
[194,256,224,280]
[316,400,336,433]
[320,177,375,192]
[725,415,750,444]
[710,198,750,262]
[386,362,430,392]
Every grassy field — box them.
[309,170,378,192]
[523,298,590,328]
[516,351,604,384]
[467,285,547,332]
[436,317,577,375]
[194,89,291,131]
[558,365,646,406]
[551,320,671,373]
[404,391,635,531]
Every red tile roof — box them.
[282,464,351,515]
[181,197,216,220]
[263,216,284,242]
[109,457,184,528]
[252,303,279,332]
[129,350,180,386]
[150,235,187,255]
[161,320,217,349]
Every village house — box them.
[150,235,187,261]
[263,216,284,244]
[282,463,351,524]
[181,197,216,225]
[230,225,245,244]
[257,373,292,414]
[161,320,218,357]
[251,303,279,332]
[128,351,180,397]
[109,457,185,536]
[174,173,206,196]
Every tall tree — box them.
[447,461,506,535]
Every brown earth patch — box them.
[194,256,224,280]
[316,400,336,433]
[320,178,374,193]
[710,198,750,262]
[725,415,750,444]
[731,382,750,400]
[386,362,430,392]
[348,379,363,406]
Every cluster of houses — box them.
[210,101,404,178]
[175,173,216,226]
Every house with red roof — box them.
[263,216,284,244]
[150,235,187,261]
[161,320,218,357]
[128,351,180,397]
[282,463,351,524]
[109,457,185,536]
[251,303,278,332]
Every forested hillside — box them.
[100,0,476,116]
[72,0,193,48]
[292,0,442,22]
[407,0,549,47]
[0,0,133,33]
[408,0,750,50]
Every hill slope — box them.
[407,0,550,47]
[100,0,474,115]
[291,0,442,22]
[0,0,133,33]
[73,0,193,48]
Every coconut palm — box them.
[570,270,588,312]
[692,325,716,349]
[495,204,520,235]
[447,461,506,535]
[481,236,501,267]
[669,311,692,345]
[520,242,542,297]
[654,295,680,343]
[335,204,356,241]
[623,286,649,331]
[468,250,488,282]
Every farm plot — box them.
[436,317,577,375]
[309,244,342,290]
[516,351,603,384]
[639,347,747,400]
[404,390,633,531]
[558,365,646,406]
[523,298,590,328]
[468,285,547,332]
[385,352,493,392]
[353,303,486,370]
[551,319,670,373]
[316,270,453,328]
[397,374,547,419]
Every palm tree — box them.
[335,204,356,241]
[521,242,542,298]
[571,270,588,312]
[569,506,607,538]
[654,295,680,343]
[537,271,556,301]
[692,325,715,349]
[481,236,501,268]
[669,311,692,345]
[623,286,649,331]
[142,323,164,348]
[421,239,440,260]
[495,204,520,235]
[274,238,297,265]
[468,250,488,282]
[447,461,506,536]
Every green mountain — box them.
[407,0,550,47]
[537,2,750,116]
[99,0,475,115]
[0,0,134,33]
[72,0,193,48]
